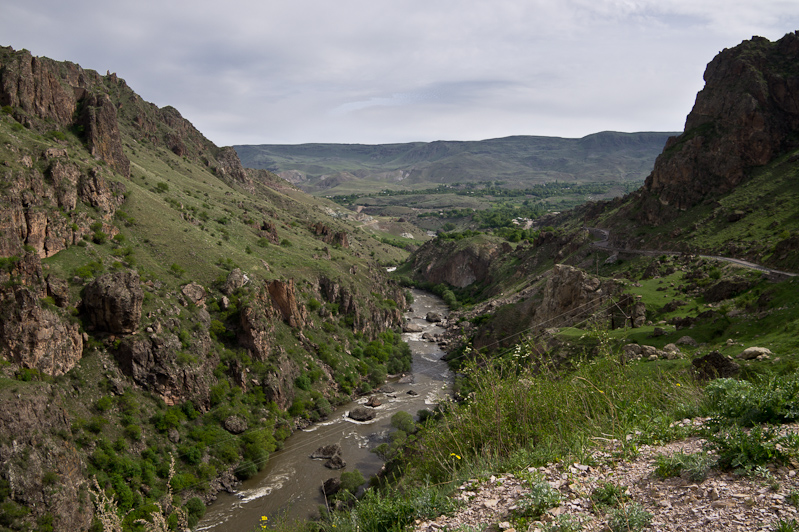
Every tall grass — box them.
[405,345,702,483]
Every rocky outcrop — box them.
[532,264,607,328]
[237,286,302,409]
[82,272,143,334]
[215,146,254,191]
[0,284,83,376]
[114,330,212,405]
[78,93,130,177]
[0,48,130,177]
[411,238,510,288]
[259,221,280,244]
[703,277,755,303]
[222,268,250,296]
[0,385,91,531]
[181,282,207,306]
[77,167,127,214]
[640,32,799,219]
[317,275,406,337]
[0,155,124,258]
[311,222,349,248]
[267,279,305,328]
[465,265,639,352]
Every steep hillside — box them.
[235,131,675,195]
[601,30,799,259]
[0,46,415,531]
[399,32,799,366]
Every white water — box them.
[197,290,452,530]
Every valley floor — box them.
[413,420,799,532]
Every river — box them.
[197,290,452,530]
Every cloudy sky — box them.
[2,0,798,146]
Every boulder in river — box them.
[403,322,424,333]
[310,444,342,459]
[425,311,442,323]
[366,396,382,408]
[348,407,376,422]
[324,455,346,470]
[322,477,341,496]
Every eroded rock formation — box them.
[312,222,350,248]
[640,31,799,219]
[82,272,143,334]
[0,284,83,376]
[411,238,511,288]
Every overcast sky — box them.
[2,1,798,146]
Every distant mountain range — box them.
[234,131,678,195]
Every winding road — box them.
[586,227,797,279]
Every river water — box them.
[197,290,452,530]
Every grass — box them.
[653,451,715,481]
[397,345,702,484]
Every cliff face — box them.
[410,238,511,288]
[0,48,130,177]
[640,31,799,219]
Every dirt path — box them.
[586,227,797,279]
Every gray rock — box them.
[693,350,740,380]
[224,415,248,434]
[82,272,143,334]
[311,444,342,459]
[181,282,206,307]
[322,477,341,496]
[676,335,698,347]
[222,268,250,296]
[739,346,772,360]
[325,455,346,470]
[425,312,442,323]
[348,407,376,422]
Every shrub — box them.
[512,476,561,521]
[704,425,796,471]
[590,481,630,510]
[95,396,113,413]
[608,503,652,532]
[235,460,258,480]
[391,411,417,434]
[653,452,715,482]
[339,469,366,498]
[703,376,799,426]
[124,424,142,441]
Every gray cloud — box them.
[1,0,798,145]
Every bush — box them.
[391,411,417,434]
[235,460,258,480]
[339,469,365,497]
[590,481,630,510]
[704,425,796,471]
[512,476,561,521]
[703,376,799,426]
[608,502,652,532]
[653,452,715,482]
